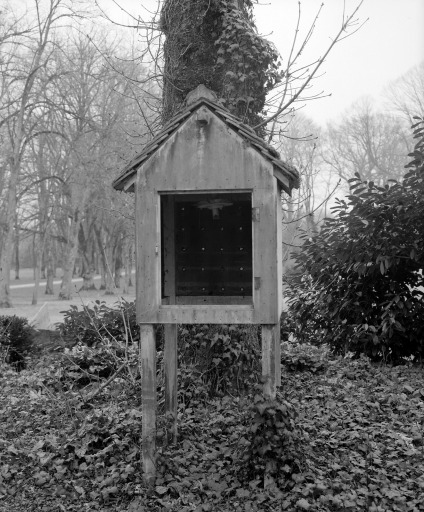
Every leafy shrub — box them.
[238,389,303,489]
[179,324,260,399]
[60,343,121,388]
[58,299,139,347]
[288,118,424,361]
[57,303,261,399]
[0,315,35,371]
[281,342,329,373]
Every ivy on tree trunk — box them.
[160,0,281,131]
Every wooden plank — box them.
[261,324,278,399]
[275,320,281,387]
[145,113,260,193]
[162,195,176,303]
[276,186,284,318]
[136,183,160,324]
[252,174,279,325]
[139,305,255,324]
[175,296,252,305]
[140,324,157,486]
[273,166,291,194]
[164,324,178,445]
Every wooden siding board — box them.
[252,171,279,324]
[136,180,160,323]
[140,324,157,484]
[139,306,255,324]
[144,112,261,192]
[164,324,178,444]
[161,195,176,303]
[261,324,278,399]
[276,186,283,317]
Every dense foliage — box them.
[179,324,260,399]
[58,301,261,399]
[160,0,281,128]
[0,315,35,371]
[1,342,423,511]
[287,118,424,361]
[58,300,139,347]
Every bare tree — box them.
[322,99,411,187]
[98,0,365,137]
[0,0,86,307]
[385,61,424,123]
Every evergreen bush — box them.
[0,315,35,370]
[288,118,424,361]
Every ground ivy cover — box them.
[0,350,423,511]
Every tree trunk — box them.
[99,264,106,290]
[59,214,82,300]
[79,231,97,291]
[95,225,115,295]
[80,268,96,291]
[122,240,133,294]
[14,220,20,280]
[0,161,19,308]
[45,235,55,295]
[114,243,122,289]
[104,243,115,295]
[160,0,270,128]
[32,236,42,305]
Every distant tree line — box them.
[0,1,157,306]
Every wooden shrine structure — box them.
[112,85,299,484]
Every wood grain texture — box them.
[164,323,178,445]
[261,324,278,399]
[136,108,282,325]
[139,305,255,324]
[161,195,176,303]
[140,324,157,485]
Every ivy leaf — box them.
[155,485,168,496]
[296,498,311,510]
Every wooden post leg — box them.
[140,324,156,486]
[275,320,281,388]
[164,323,178,445]
[261,324,278,399]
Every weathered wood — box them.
[136,111,281,325]
[140,305,255,324]
[136,182,161,324]
[261,324,278,399]
[252,175,279,325]
[275,320,281,387]
[162,195,176,304]
[140,324,157,486]
[164,323,178,444]
[175,296,252,305]
[276,185,284,318]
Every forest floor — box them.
[0,337,423,512]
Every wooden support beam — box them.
[275,320,281,387]
[140,324,157,486]
[162,195,175,303]
[164,323,178,445]
[261,324,279,399]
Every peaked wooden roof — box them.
[112,89,300,194]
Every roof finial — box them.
[186,85,218,106]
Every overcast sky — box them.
[98,0,424,125]
[254,0,424,125]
